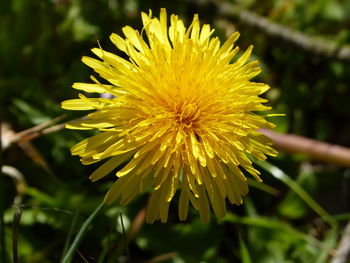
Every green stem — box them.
[60,202,104,263]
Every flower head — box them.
[62,9,277,223]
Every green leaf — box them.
[12,98,51,125]
[255,161,337,228]
[239,235,252,263]
[60,202,104,263]
[278,170,316,219]
[322,1,344,21]
[314,228,338,263]
[223,214,335,255]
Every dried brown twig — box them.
[1,121,60,177]
[260,128,350,168]
[144,252,177,263]
[194,1,350,62]
[120,212,132,263]
[1,165,25,263]
[1,166,26,205]
[3,115,350,168]
[1,115,65,150]
[12,207,21,263]
[331,221,350,263]
[127,207,146,240]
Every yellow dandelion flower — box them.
[62,9,278,223]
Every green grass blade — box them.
[60,202,104,263]
[25,186,57,205]
[97,221,115,263]
[59,210,80,262]
[255,160,337,228]
[315,228,338,263]
[322,213,350,222]
[224,214,335,254]
[247,178,280,196]
[239,234,252,263]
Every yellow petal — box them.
[90,151,134,182]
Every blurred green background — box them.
[1,0,350,262]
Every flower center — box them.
[174,102,201,129]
